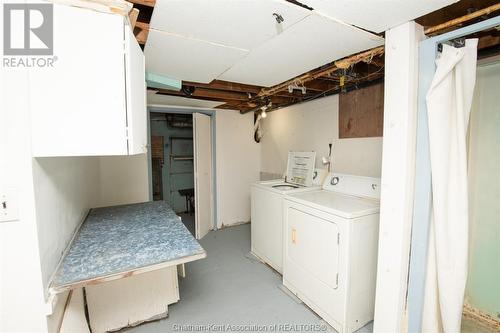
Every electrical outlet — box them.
[0,188,19,223]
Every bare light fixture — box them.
[260,100,272,118]
[288,83,307,94]
[260,105,268,118]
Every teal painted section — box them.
[466,61,500,320]
[150,115,193,213]
[146,72,182,91]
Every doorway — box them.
[149,109,215,240]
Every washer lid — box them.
[272,184,300,190]
[287,190,380,219]
[285,151,316,187]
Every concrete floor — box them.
[129,224,373,333]
[461,318,499,333]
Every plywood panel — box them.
[59,289,90,333]
[144,30,248,83]
[219,13,383,87]
[151,136,164,160]
[339,82,384,138]
[86,267,179,333]
[301,0,458,33]
[150,0,310,49]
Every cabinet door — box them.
[287,207,339,289]
[30,5,128,156]
[125,25,147,155]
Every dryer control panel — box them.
[323,173,381,199]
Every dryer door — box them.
[287,207,339,289]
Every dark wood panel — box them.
[151,135,164,201]
[151,136,164,160]
[339,82,384,138]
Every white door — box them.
[193,113,213,239]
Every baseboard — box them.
[463,303,500,332]
[220,220,250,228]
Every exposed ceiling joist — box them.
[183,80,262,94]
[141,1,500,113]
[134,22,149,44]
[128,0,155,7]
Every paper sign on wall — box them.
[286,151,316,187]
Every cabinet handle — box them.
[292,228,296,244]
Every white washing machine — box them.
[282,173,381,333]
[251,151,325,274]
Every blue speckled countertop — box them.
[50,201,206,291]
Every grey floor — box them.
[129,224,373,333]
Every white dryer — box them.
[282,173,381,333]
[251,151,325,273]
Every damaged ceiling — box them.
[128,0,500,114]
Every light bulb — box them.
[261,110,267,118]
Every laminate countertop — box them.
[50,201,206,293]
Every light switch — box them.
[0,188,19,223]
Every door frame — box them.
[407,15,500,333]
[147,106,218,231]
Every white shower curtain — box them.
[422,39,478,333]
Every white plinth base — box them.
[86,266,180,333]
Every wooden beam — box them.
[155,87,295,105]
[134,21,149,44]
[478,34,500,50]
[303,80,339,92]
[424,3,500,35]
[128,0,155,7]
[128,8,139,28]
[257,46,385,97]
[183,80,262,94]
[191,88,250,101]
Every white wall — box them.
[32,157,100,292]
[96,155,150,207]
[216,110,260,228]
[260,94,383,178]
[32,156,101,333]
[0,69,48,332]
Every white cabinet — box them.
[29,4,147,157]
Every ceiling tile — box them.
[144,30,248,83]
[301,0,459,33]
[218,13,384,87]
[150,0,311,50]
